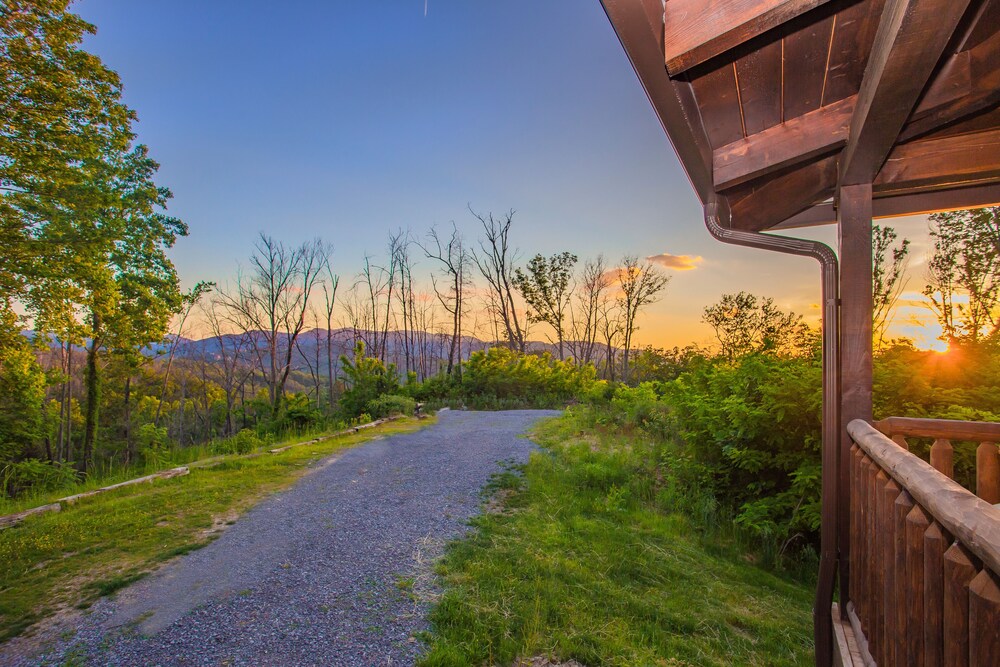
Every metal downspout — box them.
[704,196,840,666]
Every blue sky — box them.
[75,0,938,348]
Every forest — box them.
[4,1,1000,563]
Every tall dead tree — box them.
[421,224,470,378]
[472,208,527,352]
[568,255,612,365]
[219,234,330,420]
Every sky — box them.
[75,0,943,350]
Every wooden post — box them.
[977,442,1000,503]
[930,438,954,478]
[838,182,874,615]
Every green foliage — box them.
[703,292,814,360]
[512,251,577,357]
[0,341,46,462]
[213,429,263,456]
[366,394,415,418]
[339,342,399,418]
[924,207,1000,343]
[459,346,596,406]
[1,458,78,497]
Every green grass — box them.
[419,411,814,666]
[0,416,433,644]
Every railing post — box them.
[976,442,1000,504]
[930,438,955,478]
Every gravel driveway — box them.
[11,409,559,667]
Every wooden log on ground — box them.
[0,503,61,530]
[59,467,190,505]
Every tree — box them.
[0,0,133,308]
[513,252,577,360]
[219,235,330,421]
[703,292,812,360]
[923,207,1000,343]
[421,224,470,377]
[872,224,909,352]
[568,255,612,365]
[472,208,527,352]
[616,256,669,381]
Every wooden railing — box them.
[874,417,1000,503]
[847,419,1000,666]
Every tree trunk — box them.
[83,322,101,473]
[124,375,134,464]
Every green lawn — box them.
[419,412,814,666]
[0,416,432,643]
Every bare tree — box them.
[872,225,910,351]
[617,256,669,381]
[219,234,330,420]
[321,258,340,412]
[421,224,470,377]
[472,208,527,352]
[202,296,253,436]
[568,255,611,364]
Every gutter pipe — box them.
[704,196,840,667]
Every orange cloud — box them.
[646,252,702,271]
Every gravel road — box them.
[9,409,559,667]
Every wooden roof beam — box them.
[839,0,973,185]
[728,154,839,230]
[663,0,834,75]
[901,29,1000,142]
[713,95,856,190]
[875,127,1000,195]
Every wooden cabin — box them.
[599,1,1000,665]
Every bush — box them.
[459,347,596,406]
[366,394,416,418]
[339,342,400,418]
[1,458,78,497]
[213,429,263,456]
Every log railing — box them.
[847,419,1000,666]
[874,417,1000,504]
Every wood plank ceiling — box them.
[605,0,1000,231]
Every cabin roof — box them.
[602,0,1000,231]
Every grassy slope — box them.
[420,412,814,666]
[0,417,432,643]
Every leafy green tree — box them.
[924,207,1000,343]
[1,0,133,310]
[513,252,577,360]
[702,292,812,360]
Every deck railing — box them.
[847,418,1000,666]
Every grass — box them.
[0,415,433,644]
[418,410,814,666]
[0,423,354,516]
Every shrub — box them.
[1,458,78,497]
[213,429,262,456]
[366,394,416,418]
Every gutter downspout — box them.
[704,196,840,667]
